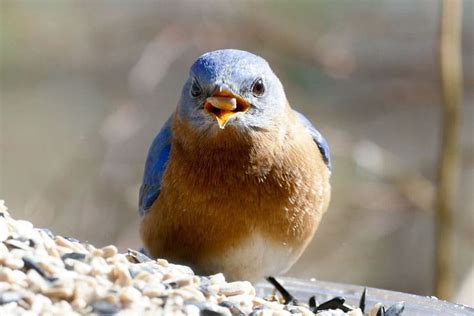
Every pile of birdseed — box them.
[0,200,397,315]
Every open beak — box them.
[204,89,250,129]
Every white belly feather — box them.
[203,232,300,281]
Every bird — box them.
[139,49,331,281]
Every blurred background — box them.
[1,0,472,306]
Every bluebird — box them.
[139,49,331,281]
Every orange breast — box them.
[140,109,331,277]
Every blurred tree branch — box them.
[435,0,463,300]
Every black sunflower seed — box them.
[22,256,57,282]
[61,252,86,261]
[377,305,386,316]
[309,296,317,309]
[359,288,367,312]
[127,248,153,263]
[265,276,298,305]
[91,300,120,315]
[315,296,350,312]
[386,302,405,316]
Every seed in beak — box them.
[206,97,237,111]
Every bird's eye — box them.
[251,78,265,97]
[190,79,203,98]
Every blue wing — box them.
[138,116,173,216]
[295,111,332,173]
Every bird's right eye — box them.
[190,79,203,98]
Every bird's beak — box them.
[204,89,250,129]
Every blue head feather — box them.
[178,49,287,132]
[190,49,269,85]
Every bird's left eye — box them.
[190,79,203,98]
[251,78,265,97]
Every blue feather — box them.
[190,49,268,83]
[139,116,173,216]
[295,111,332,173]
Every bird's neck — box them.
[171,117,288,174]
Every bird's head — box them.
[177,49,288,132]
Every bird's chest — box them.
[158,141,320,248]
